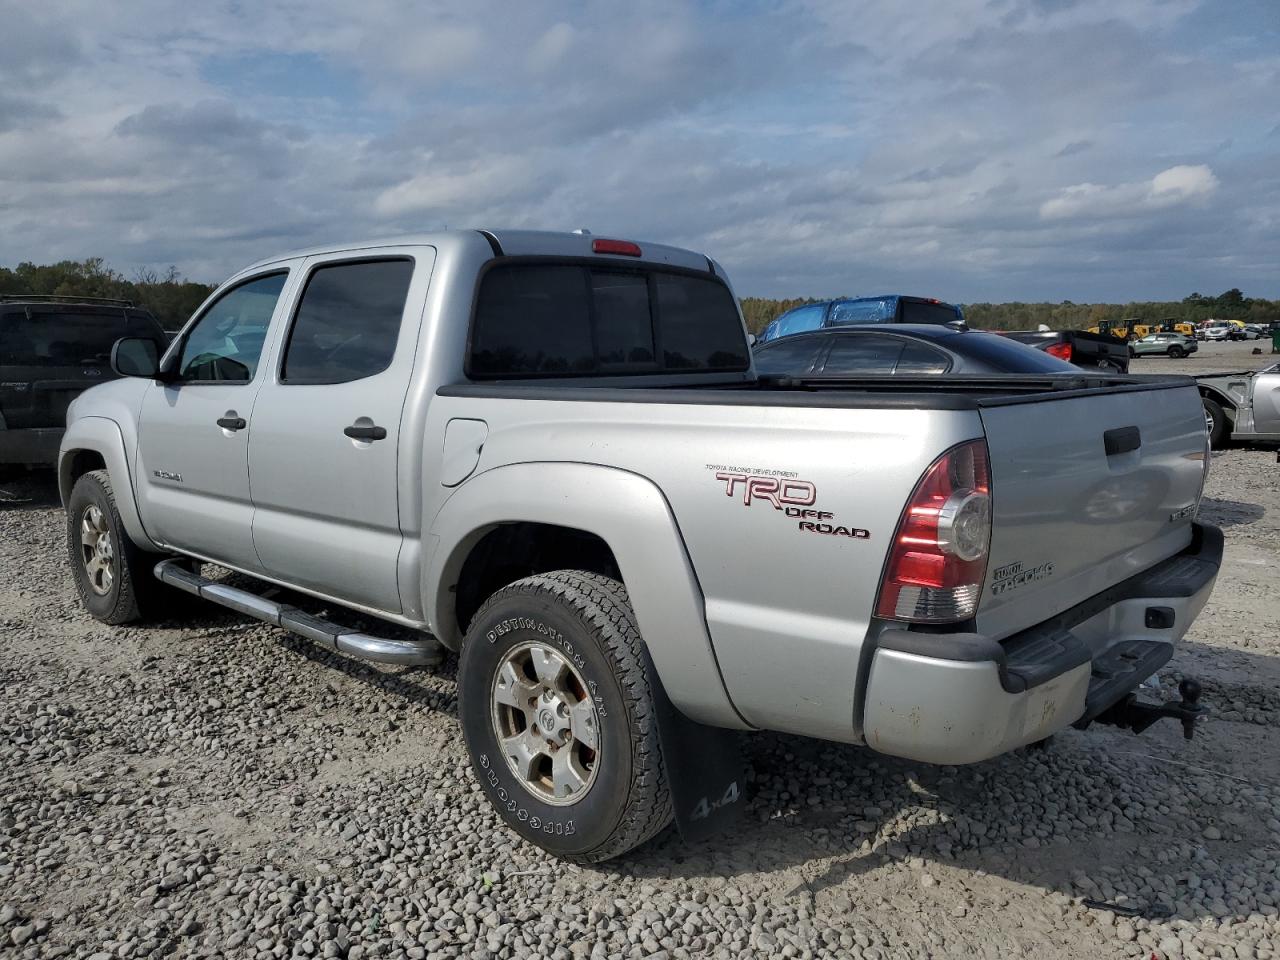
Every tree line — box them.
[4,258,1277,336]
[0,259,214,331]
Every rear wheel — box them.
[67,470,170,624]
[457,570,672,862]
[1168,345,1185,358]
[1202,397,1228,449]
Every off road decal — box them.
[706,465,869,541]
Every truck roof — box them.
[243,229,714,275]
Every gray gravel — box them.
[2,339,1278,959]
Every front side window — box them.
[282,259,414,384]
[469,263,747,378]
[178,273,287,382]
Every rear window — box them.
[0,308,162,366]
[469,263,748,378]
[901,300,961,325]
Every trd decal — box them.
[707,467,870,541]
[715,471,815,508]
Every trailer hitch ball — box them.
[1177,678,1204,740]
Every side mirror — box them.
[110,337,161,378]
[747,333,758,348]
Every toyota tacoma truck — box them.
[59,230,1221,862]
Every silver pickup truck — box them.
[59,230,1221,862]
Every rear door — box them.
[976,383,1208,639]
[1253,366,1280,434]
[246,251,432,614]
[135,270,293,570]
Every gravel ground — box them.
[2,339,1278,960]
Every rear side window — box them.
[282,259,415,384]
[819,334,905,375]
[896,341,952,374]
[901,300,960,325]
[469,263,748,378]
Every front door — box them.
[134,271,292,569]
[247,252,431,613]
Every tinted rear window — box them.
[469,263,748,378]
[0,308,162,366]
[901,300,961,324]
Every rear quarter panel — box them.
[423,393,983,742]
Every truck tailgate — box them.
[975,381,1208,639]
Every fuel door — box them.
[441,418,488,487]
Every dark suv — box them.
[0,296,168,466]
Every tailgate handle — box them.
[1104,426,1141,456]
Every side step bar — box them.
[154,559,442,666]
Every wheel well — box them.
[1197,386,1237,418]
[455,523,622,635]
[63,449,107,496]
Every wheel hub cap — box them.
[79,505,114,596]
[490,641,599,805]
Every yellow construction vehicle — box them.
[1087,317,1152,340]
[1151,317,1195,337]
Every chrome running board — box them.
[154,559,441,666]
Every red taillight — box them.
[876,440,992,623]
[1045,341,1073,362]
[592,238,642,257]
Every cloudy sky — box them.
[2,0,1277,301]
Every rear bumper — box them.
[0,427,63,466]
[862,523,1222,764]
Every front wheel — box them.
[1168,345,1185,358]
[67,470,169,624]
[457,570,673,862]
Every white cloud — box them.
[1040,164,1219,220]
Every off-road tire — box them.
[67,470,169,624]
[457,570,673,862]
[1202,397,1228,449]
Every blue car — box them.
[759,295,964,343]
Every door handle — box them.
[217,414,247,431]
[1103,425,1141,456]
[344,423,387,442]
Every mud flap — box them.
[650,672,747,843]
